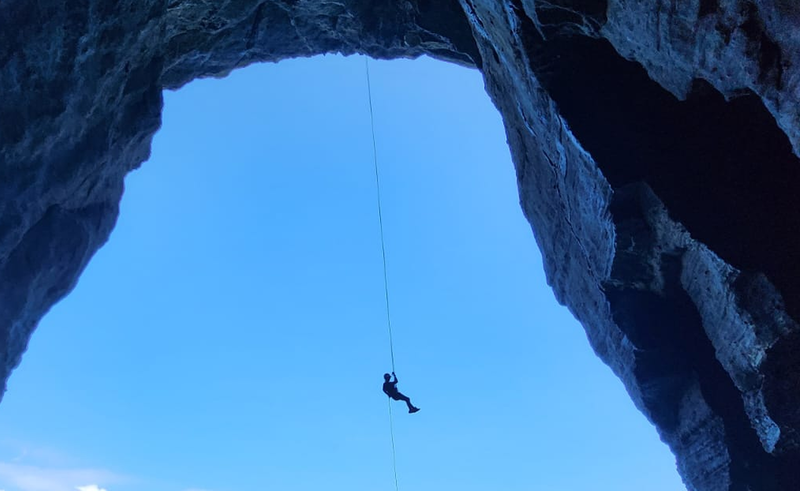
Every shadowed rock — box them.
[1,1,798,489]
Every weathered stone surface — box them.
[1,1,798,490]
[0,0,165,398]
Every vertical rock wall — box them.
[1,1,798,489]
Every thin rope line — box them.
[388,397,400,491]
[365,57,396,374]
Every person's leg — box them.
[396,392,415,411]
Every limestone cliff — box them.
[1,1,798,489]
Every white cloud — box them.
[0,462,121,491]
[0,442,71,468]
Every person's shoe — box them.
[409,407,420,414]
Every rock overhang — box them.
[1,1,799,490]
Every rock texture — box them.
[1,1,798,490]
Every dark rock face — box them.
[0,0,164,396]
[1,1,798,489]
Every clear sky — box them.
[0,55,685,491]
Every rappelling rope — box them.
[365,57,396,374]
[388,399,400,491]
[365,56,400,491]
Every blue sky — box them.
[0,55,685,491]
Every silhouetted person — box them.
[382,372,420,413]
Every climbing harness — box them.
[365,56,400,491]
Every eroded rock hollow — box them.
[1,1,798,489]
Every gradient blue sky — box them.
[0,55,685,491]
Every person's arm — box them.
[391,372,398,384]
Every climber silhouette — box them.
[383,372,420,413]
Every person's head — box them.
[384,373,391,381]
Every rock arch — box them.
[1,1,799,489]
